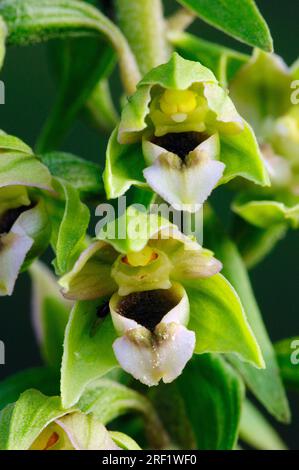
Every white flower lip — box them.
[110,283,196,386]
[143,134,225,213]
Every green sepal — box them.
[49,178,90,275]
[61,300,118,408]
[233,195,299,229]
[220,121,270,186]
[0,389,71,450]
[170,31,248,86]
[104,128,147,199]
[176,0,273,52]
[183,274,264,368]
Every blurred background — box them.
[0,0,298,449]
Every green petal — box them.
[61,300,118,408]
[104,128,147,199]
[233,198,299,229]
[0,389,69,450]
[183,274,264,368]
[51,178,90,275]
[59,241,117,300]
[220,120,270,186]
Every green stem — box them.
[204,206,290,423]
[0,0,141,95]
[114,0,170,75]
[85,80,119,133]
[167,7,196,33]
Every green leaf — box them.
[0,0,140,95]
[40,151,104,199]
[176,0,273,52]
[233,197,299,229]
[204,209,290,423]
[184,274,264,368]
[85,79,119,133]
[0,136,52,191]
[169,31,248,86]
[0,389,68,450]
[77,378,155,425]
[51,178,90,275]
[177,354,244,450]
[36,37,116,152]
[61,300,118,408]
[148,383,196,449]
[29,261,71,371]
[220,121,270,187]
[109,431,141,450]
[0,16,7,71]
[239,400,287,450]
[0,367,59,411]
[0,131,33,155]
[275,337,299,392]
[104,128,147,200]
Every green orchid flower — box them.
[0,389,138,450]
[104,53,269,213]
[230,50,299,230]
[0,132,53,295]
[59,208,263,394]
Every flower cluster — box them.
[230,50,299,230]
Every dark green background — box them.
[0,0,298,449]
